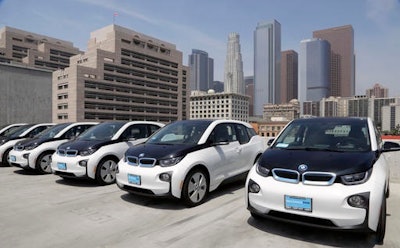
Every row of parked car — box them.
[1,117,399,244]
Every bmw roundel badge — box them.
[298,164,308,172]
[139,153,145,158]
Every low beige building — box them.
[52,25,189,123]
[0,26,81,70]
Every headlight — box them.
[80,148,97,156]
[256,162,270,177]
[341,168,372,185]
[159,156,183,167]
[25,143,39,150]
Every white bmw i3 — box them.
[246,117,399,244]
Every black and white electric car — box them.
[116,119,267,207]
[0,123,55,166]
[9,122,97,173]
[0,123,28,137]
[246,117,399,244]
[51,121,164,185]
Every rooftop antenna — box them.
[113,12,118,24]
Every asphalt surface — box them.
[0,165,399,248]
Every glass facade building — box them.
[299,38,330,104]
[188,49,214,91]
[253,20,281,116]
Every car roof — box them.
[291,117,369,125]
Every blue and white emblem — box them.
[139,153,145,158]
[298,164,308,172]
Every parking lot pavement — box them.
[0,166,399,248]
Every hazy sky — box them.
[1,0,399,96]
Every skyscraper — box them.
[245,76,254,117]
[313,25,355,97]
[281,50,298,103]
[366,83,388,98]
[299,39,330,103]
[224,33,244,94]
[188,49,214,91]
[254,20,281,116]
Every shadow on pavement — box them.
[247,216,376,248]
[119,177,246,210]
[54,177,99,188]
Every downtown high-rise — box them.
[253,20,281,116]
[224,33,244,94]
[280,50,298,103]
[188,49,213,91]
[313,25,355,97]
[299,38,330,103]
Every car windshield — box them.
[0,125,24,136]
[34,123,70,139]
[147,121,209,145]
[7,124,35,138]
[77,122,125,141]
[273,119,371,152]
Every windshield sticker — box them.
[276,143,289,148]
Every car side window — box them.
[121,124,148,140]
[209,124,237,143]
[63,125,93,139]
[235,124,250,144]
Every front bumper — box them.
[116,160,173,197]
[246,169,372,231]
[8,150,30,169]
[51,153,89,179]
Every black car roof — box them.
[292,117,368,125]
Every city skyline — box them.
[0,0,399,96]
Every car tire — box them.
[35,151,54,174]
[95,157,118,185]
[1,148,12,167]
[182,169,209,207]
[375,194,387,245]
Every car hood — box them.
[58,139,118,152]
[124,143,207,160]
[15,137,61,148]
[258,148,377,176]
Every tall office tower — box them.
[53,25,189,123]
[0,26,81,70]
[281,50,298,103]
[188,49,214,91]
[212,80,224,93]
[245,76,254,116]
[254,20,281,116]
[299,39,330,104]
[313,25,355,97]
[366,83,388,98]
[224,33,244,94]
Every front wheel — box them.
[181,169,209,207]
[1,148,12,167]
[95,158,118,185]
[36,152,54,174]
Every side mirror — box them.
[383,141,400,152]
